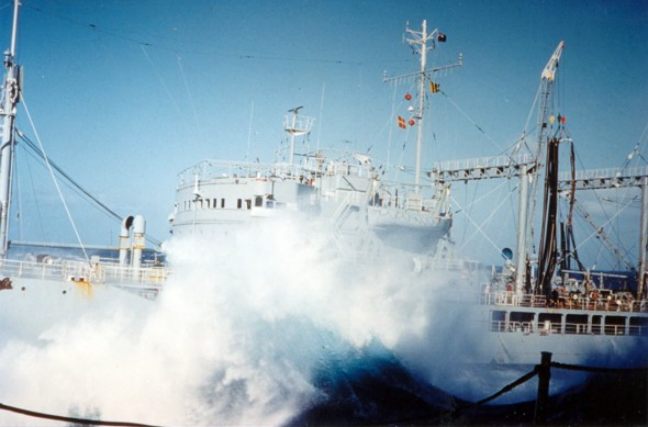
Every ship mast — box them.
[514,41,564,292]
[0,0,21,257]
[386,20,461,193]
[283,106,314,166]
[406,20,439,193]
[407,21,434,193]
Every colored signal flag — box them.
[429,81,440,93]
[559,114,566,125]
[397,115,406,129]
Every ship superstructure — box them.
[170,21,459,256]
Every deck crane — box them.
[514,41,565,293]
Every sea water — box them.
[0,215,644,425]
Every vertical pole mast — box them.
[515,164,529,293]
[638,177,648,299]
[518,41,564,291]
[0,0,21,257]
[414,20,428,193]
[288,111,296,165]
[393,22,457,193]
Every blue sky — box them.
[1,0,647,265]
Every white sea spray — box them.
[0,214,492,425]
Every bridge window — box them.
[237,199,242,209]
[206,199,211,208]
[221,198,225,208]
[246,199,252,210]
[213,198,217,208]
[255,196,263,207]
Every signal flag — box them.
[397,115,406,129]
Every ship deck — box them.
[481,290,648,337]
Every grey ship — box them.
[0,2,644,406]
[169,116,453,256]
[168,22,648,378]
[169,22,459,257]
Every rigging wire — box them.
[18,143,121,224]
[23,3,387,66]
[457,178,510,216]
[176,54,201,130]
[140,44,184,118]
[385,82,398,174]
[12,144,22,240]
[512,85,542,156]
[457,182,515,253]
[451,194,503,255]
[15,131,163,248]
[573,195,637,254]
[20,94,90,264]
[573,150,633,258]
[316,82,325,151]
[439,91,504,154]
[16,131,121,220]
[245,100,255,161]
[22,137,47,239]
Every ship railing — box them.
[178,159,330,186]
[94,263,168,287]
[0,258,167,288]
[0,258,87,282]
[490,320,648,337]
[425,256,485,272]
[429,154,533,174]
[177,160,276,185]
[557,165,648,182]
[481,290,648,313]
[481,291,546,307]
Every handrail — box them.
[481,290,648,313]
[0,258,167,288]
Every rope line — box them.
[474,367,538,406]
[457,183,514,253]
[451,195,503,255]
[16,131,123,221]
[468,360,648,407]
[23,4,383,65]
[15,130,163,248]
[551,362,648,374]
[0,402,162,427]
[440,91,504,154]
[21,95,90,264]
